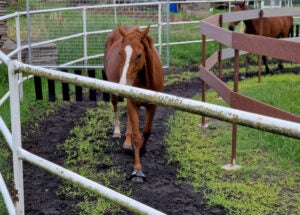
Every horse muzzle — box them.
[228,25,235,31]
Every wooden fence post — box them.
[74,69,82,101]
[88,69,96,101]
[61,69,70,101]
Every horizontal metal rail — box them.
[13,59,300,139]
[0,117,12,151]
[0,174,15,215]
[18,148,166,215]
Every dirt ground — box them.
[22,70,228,215]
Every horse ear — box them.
[141,24,150,39]
[118,25,127,37]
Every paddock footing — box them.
[199,123,209,129]
[222,163,242,170]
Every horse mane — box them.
[141,33,155,85]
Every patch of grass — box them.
[164,70,199,86]
[169,41,219,67]
[0,65,64,214]
[58,101,131,214]
[165,74,300,214]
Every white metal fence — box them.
[1,1,300,215]
[4,0,274,69]
[3,0,294,69]
[2,49,300,214]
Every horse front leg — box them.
[262,55,271,75]
[111,95,121,138]
[127,101,146,182]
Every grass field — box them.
[165,74,300,214]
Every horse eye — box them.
[136,54,141,60]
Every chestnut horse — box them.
[103,25,164,182]
[228,1,293,75]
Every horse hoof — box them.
[130,169,146,183]
[122,144,133,154]
[131,176,144,183]
[113,133,121,138]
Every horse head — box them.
[117,25,152,86]
[228,1,249,31]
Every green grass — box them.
[165,73,300,215]
[0,68,67,215]
[57,101,132,215]
[1,52,299,215]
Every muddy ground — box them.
[22,69,230,215]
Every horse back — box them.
[267,16,293,38]
[250,16,293,38]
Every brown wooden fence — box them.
[200,7,300,168]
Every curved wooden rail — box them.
[200,7,300,169]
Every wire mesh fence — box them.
[4,1,170,68]
[3,1,216,69]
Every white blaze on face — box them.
[119,45,133,85]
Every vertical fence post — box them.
[48,79,56,102]
[218,15,223,98]
[232,49,239,165]
[88,69,96,101]
[74,69,83,101]
[8,61,25,214]
[15,14,24,103]
[82,7,87,68]
[201,34,207,128]
[34,77,43,100]
[158,2,162,56]
[257,9,264,83]
[223,49,241,170]
[61,69,70,101]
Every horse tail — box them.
[102,70,110,102]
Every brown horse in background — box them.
[228,1,293,75]
[103,25,164,182]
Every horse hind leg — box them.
[141,105,157,153]
[111,95,121,138]
[262,55,271,75]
